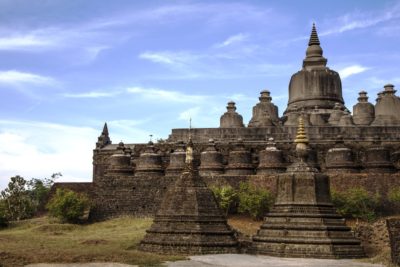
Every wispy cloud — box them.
[338,65,370,79]
[0,34,53,50]
[139,51,200,66]
[62,91,119,98]
[321,3,400,36]
[215,33,248,48]
[126,86,207,103]
[0,70,56,86]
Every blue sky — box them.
[1,0,400,189]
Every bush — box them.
[331,187,381,222]
[46,188,89,223]
[237,182,274,220]
[211,185,238,216]
[388,186,400,204]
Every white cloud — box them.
[216,33,248,48]
[321,3,400,36]
[0,70,56,86]
[0,34,53,50]
[338,65,369,79]
[139,51,200,66]
[126,86,207,103]
[62,91,119,98]
[0,120,99,190]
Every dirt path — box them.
[26,254,385,267]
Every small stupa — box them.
[252,117,364,258]
[139,138,238,254]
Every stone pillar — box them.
[135,141,164,177]
[199,139,224,176]
[225,139,254,175]
[325,141,359,173]
[106,142,133,175]
[257,138,286,174]
[363,145,395,173]
[165,141,186,176]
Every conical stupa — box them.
[252,117,365,258]
[139,139,238,254]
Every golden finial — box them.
[294,117,309,145]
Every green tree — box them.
[237,182,274,220]
[0,176,34,220]
[27,172,61,211]
[211,185,238,216]
[331,187,381,222]
[46,188,89,223]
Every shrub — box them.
[237,182,274,220]
[331,187,381,222]
[46,188,89,223]
[211,185,238,216]
[388,186,400,204]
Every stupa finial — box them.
[308,23,320,46]
[294,117,309,145]
[294,116,309,159]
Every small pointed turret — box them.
[96,122,112,149]
[308,23,320,46]
[102,123,109,136]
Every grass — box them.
[0,216,183,267]
[0,214,397,267]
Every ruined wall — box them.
[89,175,175,221]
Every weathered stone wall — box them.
[78,172,400,221]
[387,218,400,265]
[89,174,175,221]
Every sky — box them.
[1,0,400,190]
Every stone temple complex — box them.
[81,24,400,252]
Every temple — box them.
[87,24,400,224]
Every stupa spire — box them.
[102,122,109,136]
[294,117,309,145]
[96,122,111,148]
[308,23,320,46]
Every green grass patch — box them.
[0,216,184,267]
